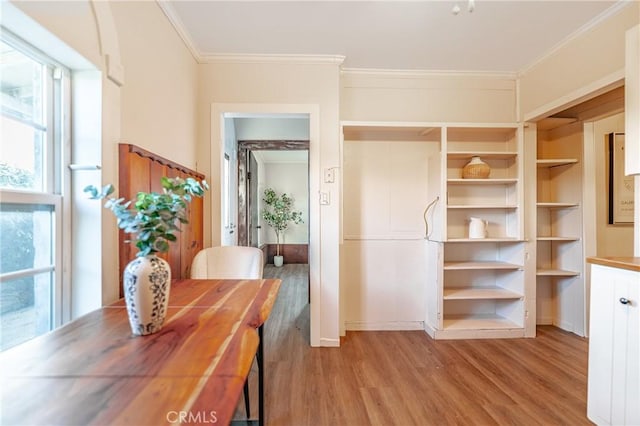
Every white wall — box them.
[110,2,199,168]
[10,1,201,312]
[234,117,309,140]
[520,2,639,121]
[342,140,438,329]
[261,162,309,245]
[593,113,634,256]
[200,60,341,347]
[342,71,517,123]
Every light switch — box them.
[320,191,330,205]
[324,168,335,183]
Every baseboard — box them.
[345,321,425,331]
[265,243,308,264]
[319,337,340,347]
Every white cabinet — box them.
[426,124,527,339]
[587,261,640,426]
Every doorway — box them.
[213,105,321,346]
[237,140,310,250]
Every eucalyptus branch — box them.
[85,176,208,257]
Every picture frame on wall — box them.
[608,132,634,224]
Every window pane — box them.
[0,40,44,124]
[0,203,53,274]
[0,116,44,191]
[0,272,53,351]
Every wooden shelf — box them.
[447,178,518,185]
[444,261,522,270]
[536,159,578,168]
[448,204,518,209]
[537,236,580,242]
[536,202,579,208]
[447,238,523,243]
[443,314,522,330]
[443,287,523,300]
[536,269,580,277]
[448,151,517,160]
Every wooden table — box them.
[0,278,281,426]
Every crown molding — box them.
[199,53,345,65]
[156,0,202,62]
[341,67,517,79]
[518,0,634,77]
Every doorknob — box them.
[620,297,631,305]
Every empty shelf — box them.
[444,261,522,270]
[536,159,578,168]
[536,202,579,208]
[443,287,523,300]
[537,236,580,241]
[443,314,522,330]
[448,204,518,209]
[536,269,580,277]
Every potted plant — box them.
[261,188,303,267]
[85,176,208,336]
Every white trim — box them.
[522,69,625,122]
[156,0,202,62]
[519,0,634,77]
[341,67,517,79]
[319,338,340,347]
[0,266,55,282]
[342,120,520,128]
[200,53,345,65]
[345,321,425,331]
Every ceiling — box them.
[161,0,628,73]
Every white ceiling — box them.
[161,0,629,73]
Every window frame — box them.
[0,29,71,334]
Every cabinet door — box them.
[588,265,640,425]
[588,266,615,424]
[614,269,639,425]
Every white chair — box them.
[190,245,265,424]
[191,245,264,280]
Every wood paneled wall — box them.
[263,244,309,264]
[118,144,205,296]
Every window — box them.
[0,32,69,351]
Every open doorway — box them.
[217,109,318,344]
[237,141,309,253]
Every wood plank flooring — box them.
[247,264,591,425]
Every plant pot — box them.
[123,255,171,336]
[274,255,284,267]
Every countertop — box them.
[587,256,640,273]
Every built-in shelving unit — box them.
[535,120,584,333]
[425,124,525,339]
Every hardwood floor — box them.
[248,264,591,425]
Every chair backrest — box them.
[190,246,264,279]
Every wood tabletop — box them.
[0,278,281,426]
[587,256,640,273]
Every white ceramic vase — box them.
[274,255,284,267]
[123,255,171,336]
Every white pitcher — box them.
[469,217,488,239]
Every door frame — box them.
[237,140,310,246]
[212,103,322,347]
